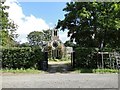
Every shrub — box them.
[74,47,97,68]
[74,47,120,69]
[2,47,44,69]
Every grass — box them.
[0,68,118,74]
[75,68,118,73]
[0,68,45,74]
[94,68,118,73]
[73,68,119,73]
[1,68,118,74]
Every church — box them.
[44,28,66,59]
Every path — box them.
[47,60,72,73]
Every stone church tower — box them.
[47,28,65,59]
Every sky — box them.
[4,0,70,43]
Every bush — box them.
[115,48,120,53]
[74,47,120,69]
[102,48,114,52]
[2,47,44,69]
[74,47,97,68]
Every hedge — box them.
[2,47,44,69]
[74,47,120,69]
[74,47,98,68]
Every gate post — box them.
[71,51,75,68]
[42,51,48,71]
[71,52,73,67]
[73,51,75,68]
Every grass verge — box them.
[73,68,118,73]
[0,68,118,74]
[0,68,45,74]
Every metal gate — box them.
[41,51,48,71]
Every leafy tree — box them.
[0,30,16,46]
[43,29,52,41]
[0,1,18,47]
[56,2,120,49]
[18,42,30,47]
[64,40,75,47]
[27,31,44,47]
[27,29,52,47]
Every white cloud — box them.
[4,0,49,43]
[4,0,68,43]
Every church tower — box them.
[51,29,59,41]
[44,27,66,59]
[48,28,65,59]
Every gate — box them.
[65,47,76,68]
[40,51,48,71]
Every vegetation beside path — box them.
[0,68,45,74]
[73,68,118,74]
[0,60,119,74]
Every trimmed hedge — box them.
[2,47,44,69]
[74,47,120,68]
[74,47,120,69]
[74,47,98,68]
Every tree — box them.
[18,42,30,47]
[27,29,52,47]
[43,29,52,41]
[27,31,44,47]
[64,40,75,47]
[0,1,18,47]
[56,2,120,49]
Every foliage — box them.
[44,45,52,58]
[18,42,30,47]
[56,2,120,49]
[0,2,18,47]
[74,47,97,68]
[27,31,44,47]
[27,29,52,47]
[115,48,120,53]
[64,40,75,47]
[43,29,52,41]
[1,68,44,73]
[74,47,120,69]
[73,68,118,73]
[2,47,44,69]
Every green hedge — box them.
[2,47,44,69]
[74,47,120,69]
[74,47,98,68]
[115,48,120,53]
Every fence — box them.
[73,47,120,69]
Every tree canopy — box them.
[0,1,18,47]
[56,2,120,49]
[27,31,44,46]
[27,29,52,47]
[64,40,75,47]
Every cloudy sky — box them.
[4,0,70,43]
